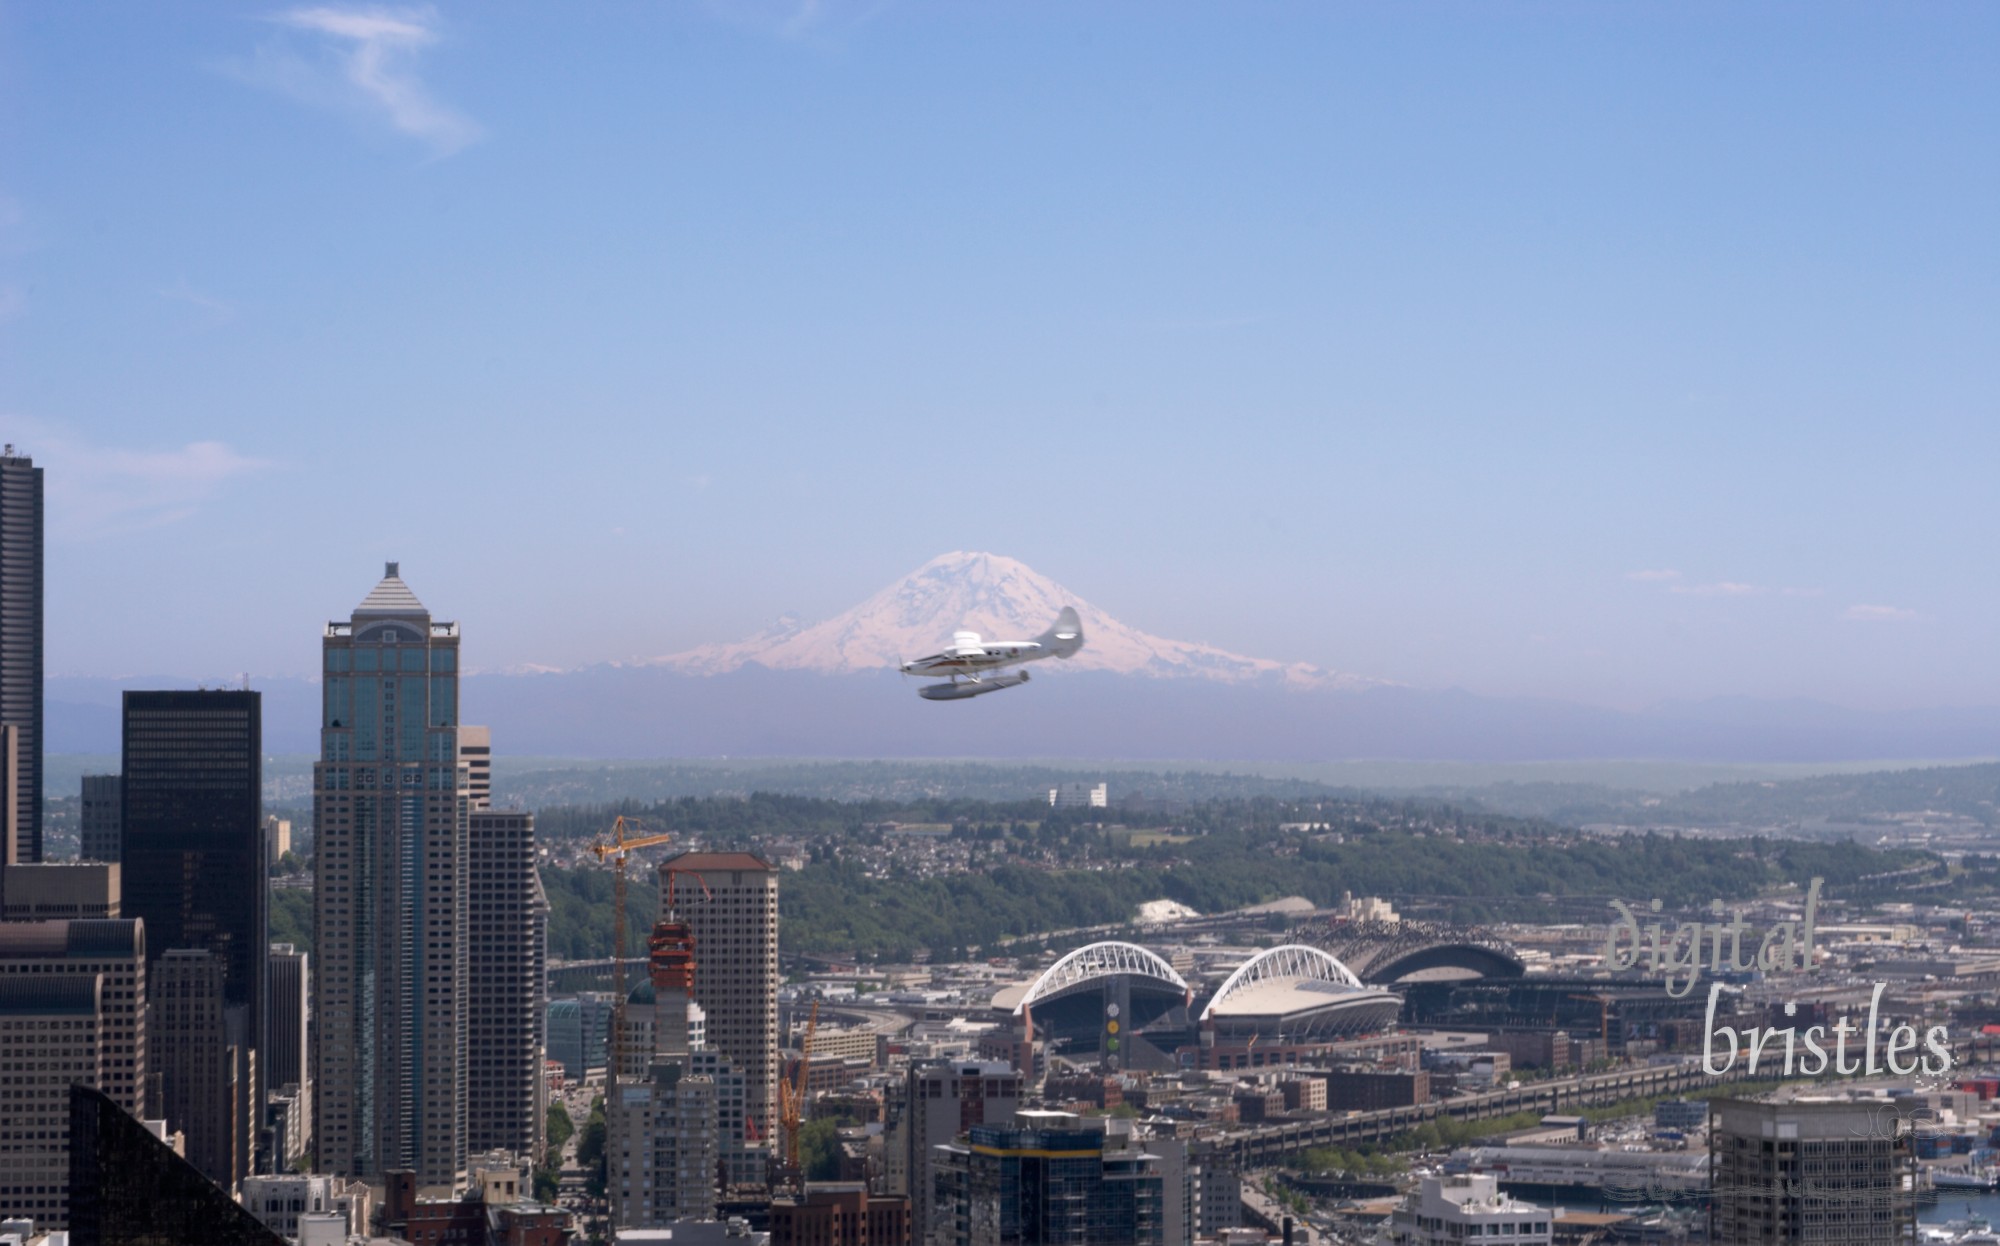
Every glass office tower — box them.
[312,564,467,1187]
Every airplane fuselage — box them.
[900,607,1085,700]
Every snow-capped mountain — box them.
[650,551,1385,689]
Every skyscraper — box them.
[897,1061,1022,1241]
[932,1115,1168,1246]
[0,448,42,864]
[150,948,244,1189]
[313,564,468,1187]
[0,918,148,1230]
[120,689,265,1186]
[458,725,492,810]
[663,851,780,1150]
[268,944,312,1163]
[465,807,547,1159]
[1709,1097,1916,1244]
[611,915,718,1227]
[80,774,121,863]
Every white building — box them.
[1048,782,1107,809]
[1383,1174,1552,1246]
[240,1173,372,1240]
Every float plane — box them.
[901,607,1084,700]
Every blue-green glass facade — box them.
[312,566,467,1187]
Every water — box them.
[1923,1190,2000,1225]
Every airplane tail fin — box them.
[1038,606,1085,659]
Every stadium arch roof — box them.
[1014,941,1190,1015]
[1199,944,1364,1021]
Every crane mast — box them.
[590,815,675,1094]
[778,999,820,1189]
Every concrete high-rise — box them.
[0,918,148,1230]
[151,947,248,1190]
[610,915,720,1227]
[0,976,105,1231]
[466,808,547,1159]
[663,851,779,1147]
[458,725,492,810]
[120,688,265,1183]
[313,564,468,1187]
[80,774,121,863]
[896,1060,1022,1241]
[1709,1097,1916,1244]
[0,448,42,863]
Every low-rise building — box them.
[1383,1173,1552,1246]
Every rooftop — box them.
[353,561,430,618]
[660,851,775,873]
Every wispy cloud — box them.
[6,421,272,540]
[158,280,237,333]
[1843,604,1921,623]
[1670,581,1765,597]
[1624,569,1681,583]
[232,6,481,156]
[699,0,889,44]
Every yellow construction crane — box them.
[591,815,675,1091]
[778,999,820,1184]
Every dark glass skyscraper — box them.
[120,689,266,1186]
[0,448,43,863]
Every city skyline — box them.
[3,5,1996,716]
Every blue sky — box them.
[1,2,1994,710]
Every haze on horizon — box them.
[2,3,1994,715]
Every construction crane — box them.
[591,815,675,1092]
[777,999,820,1187]
[1568,993,1614,1044]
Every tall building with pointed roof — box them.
[312,563,469,1187]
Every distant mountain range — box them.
[43,552,2000,764]
[647,551,1384,689]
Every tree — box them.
[578,1098,608,1199]
[546,1102,575,1164]
[798,1118,843,1182]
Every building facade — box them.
[932,1119,1165,1246]
[770,1182,912,1246]
[313,564,469,1187]
[120,687,265,1184]
[0,448,41,864]
[667,852,780,1145]
[1709,1097,1917,1244]
[0,919,147,1114]
[67,1084,290,1246]
[269,942,312,1165]
[467,808,549,1159]
[1,860,119,919]
[1383,1174,1552,1246]
[612,915,722,1227]
[0,918,148,1230]
[80,773,121,863]
[0,975,103,1230]
[459,725,493,809]
[898,1061,1022,1242]
[150,947,247,1190]
[548,992,618,1080]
